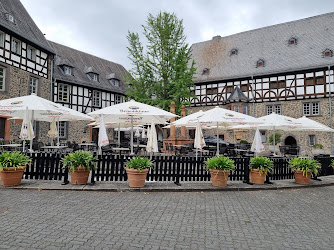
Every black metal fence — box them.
[22,153,334,185]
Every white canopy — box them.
[98,114,109,154]
[194,121,206,158]
[292,116,334,132]
[172,110,204,127]
[0,94,92,121]
[146,121,158,153]
[251,128,265,156]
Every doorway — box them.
[284,136,297,146]
[0,117,5,139]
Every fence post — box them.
[61,167,69,185]
[174,156,181,186]
[243,157,252,185]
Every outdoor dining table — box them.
[113,147,130,155]
[0,144,22,151]
[78,143,97,151]
[41,146,68,153]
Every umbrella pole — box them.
[118,123,120,147]
[57,118,60,146]
[29,110,34,152]
[216,122,219,156]
[130,116,134,155]
[273,126,276,155]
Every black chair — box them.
[169,143,176,154]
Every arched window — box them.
[230,49,238,56]
[256,59,265,68]
[323,49,333,57]
[288,37,297,45]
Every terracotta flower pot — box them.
[209,169,230,187]
[70,167,90,185]
[250,168,267,184]
[0,166,26,187]
[126,168,149,188]
[294,170,312,184]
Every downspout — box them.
[251,75,255,117]
[328,66,333,154]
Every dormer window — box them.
[323,49,333,57]
[230,49,238,56]
[109,78,120,87]
[6,13,15,23]
[202,68,210,75]
[288,37,297,45]
[87,72,99,82]
[256,59,265,68]
[63,66,73,75]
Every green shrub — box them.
[126,156,153,172]
[240,140,248,144]
[268,132,282,145]
[288,157,321,177]
[249,156,273,174]
[61,151,97,173]
[205,156,235,171]
[312,144,323,149]
[0,152,31,171]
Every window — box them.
[305,77,314,86]
[266,104,281,115]
[11,38,21,54]
[109,78,120,87]
[206,87,218,95]
[0,67,6,91]
[6,14,15,23]
[288,37,297,45]
[256,59,264,68]
[233,105,239,113]
[303,102,320,116]
[93,90,101,107]
[260,130,266,143]
[63,66,72,76]
[240,84,248,92]
[58,121,68,139]
[226,86,234,93]
[309,135,316,146]
[242,105,247,115]
[316,76,324,85]
[323,49,333,57]
[27,46,36,61]
[29,77,38,95]
[230,49,238,56]
[87,72,99,82]
[269,80,285,89]
[0,32,4,47]
[115,95,122,104]
[58,83,69,102]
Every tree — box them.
[126,12,196,114]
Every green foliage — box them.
[61,151,97,173]
[240,140,248,144]
[205,156,235,171]
[288,157,321,177]
[312,144,323,149]
[249,156,274,174]
[268,132,282,145]
[126,12,196,114]
[126,156,153,172]
[0,152,31,171]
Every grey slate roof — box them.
[49,41,128,94]
[0,0,53,53]
[192,12,334,83]
[226,87,249,102]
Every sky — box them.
[21,0,334,71]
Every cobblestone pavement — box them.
[1,187,334,250]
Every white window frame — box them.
[0,32,4,47]
[7,14,15,23]
[29,77,38,95]
[11,38,21,54]
[58,83,70,102]
[0,67,6,91]
[309,135,316,146]
[303,102,320,116]
[63,66,72,76]
[266,104,282,115]
[233,105,239,113]
[115,95,122,104]
[27,46,36,61]
[93,90,101,107]
[242,105,247,115]
[88,73,99,82]
[110,79,120,87]
[58,121,68,139]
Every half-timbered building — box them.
[189,12,334,154]
[48,41,128,142]
[0,0,54,142]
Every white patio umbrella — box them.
[251,128,265,156]
[146,121,158,154]
[194,121,206,158]
[98,114,109,154]
[142,128,146,139]
[88,99,177,154]
[19,107,35,152]
[197,106,262,155]
[47,118,58,146]
[172,110,205,127]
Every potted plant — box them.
[61,151,97,185]
[205,156,235,187]
[289,157,321,184]
[125,156,153,187]
[311,144,325,155]
[249,156,273,184]
[268,132,282,153]
[0,152,31,186]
